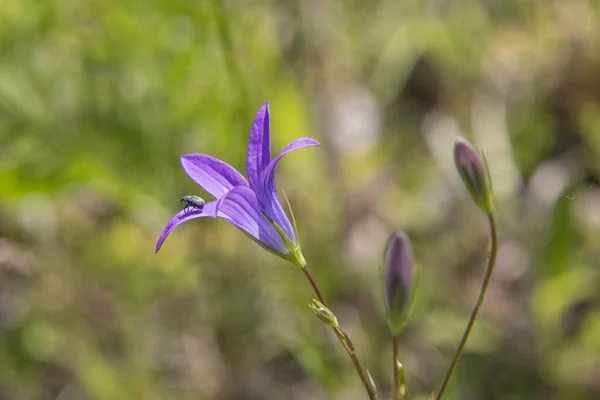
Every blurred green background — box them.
[1,0,600,399]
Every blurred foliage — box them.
[1,0,600,399]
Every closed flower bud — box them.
[453,137,493,214]
[308,299,339,328]
[384,231,416,335]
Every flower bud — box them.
[384,231,415,335]
[308,299,339,328]
[453,137,493,214]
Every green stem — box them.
[392,336,400,400]
[435,212,498,400]
[302,267,378,400]
[398,361,410,400]
[393,336,410,400]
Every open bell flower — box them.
[155,102,319,267]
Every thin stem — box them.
[398,362,410,400]
[392,336,400,399]
[393,336,410,400]
[302,267,377,400]
[302,268,326,305]
[435,213,498,399]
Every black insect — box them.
[181,195,206,213]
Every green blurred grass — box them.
[1,0,600,399]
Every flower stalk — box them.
[300,265,377,400]
[435,213,498,399]
[397,359,410,400]
[392,336,401,400]
[392,336,410,400]
[436,139,498,399]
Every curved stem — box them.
[435,213,498,400]
[302,267,377,400]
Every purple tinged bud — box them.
[384,231,415,334]
[453,138,493,214]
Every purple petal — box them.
[216,186,287,254]
[155,201,218,254]
[257,138,320,242]
[181,154,248,199]
[246,102,271,190]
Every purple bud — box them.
[384,231,415,333]
[454,138,493,214]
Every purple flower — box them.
[155,102,319,261]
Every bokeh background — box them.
[1,0,600,399]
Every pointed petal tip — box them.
[179,153,196,170]
[153,203,217,254]
[252,103,270,127]
[289,137,320,148]
[180,153,195,164]
[154,235,167,254]
[256,102,270,116]
[247,103,273,189]
[306,138,320,147]
[283,137,321,150]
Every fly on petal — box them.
[155,201,218,253]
